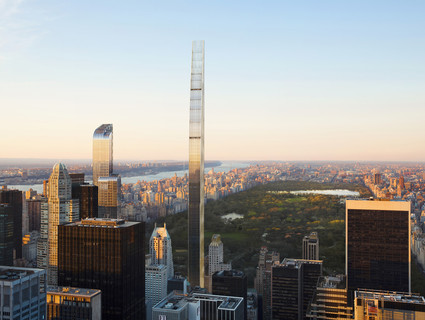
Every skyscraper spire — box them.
[188,40,205,287]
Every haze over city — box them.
[1,0,424,161]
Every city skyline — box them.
[1,1,425,161]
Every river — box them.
[7,162,250,193]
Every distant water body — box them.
[290,189,360,197]
[8,162,250,193]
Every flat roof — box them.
[0,267,45,281]
[346,199,411,211]
[279,258,323,268]
[356,290,425,305]
[47,287,101,298]
[65,218,140,228]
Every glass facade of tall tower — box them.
[346,199,411,293]
[188,40,205,288]
[92,124,113,186]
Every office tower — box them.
[150,223,174,279]
[0,204,14,265]
[37,163,79,286]
[212,270,248,319]
[92,124,113,186]
[254,247,280,320]
[271,259,322,320]
[302,232,319,260]
[346,199,410,293]
[145,264,168,307]
[27,198,42,232]
[354,290,425,319]
[208,234,232,276]
[0,187,23,259]
[72,184,98,219]
[0,266,46,320]
[188,40,205,288]
[47,287,101,320]
[58,218,145,320]
[69,173,85,185]
[306,276,353,319]
[98,176,119,218]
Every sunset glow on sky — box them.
[1,1,424,161]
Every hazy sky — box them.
[1,0,424,161]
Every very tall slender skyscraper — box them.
[92,124,113,186]
[188,40,205,287]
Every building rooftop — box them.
[66,218,139,228]
[317,275,346,289]
[356,290,425,305]
[47,287,101,298]
[280,258,323,268]
[153,294,198,311]
[0,266,44,281]
[213,269,245,278]
[193,293,243,311]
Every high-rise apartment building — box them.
[346,199,410,293]
[208,234,232,276]
[0,204,14,265]
[0,187,23,259]
[58,218,145,320]
[271,259,322,320]
[188,40,205,288]
[302,232,319,260]
[37,163,79,286]
[92,124,113,186]
[0,266,46,320]
[98,176,119,218]
[150,223,174,279]
[212,270,248,320]
[47,287,101,320]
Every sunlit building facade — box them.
[92,124,113,186]
[97,176,119,218]
[346,199,411,293]
[37,163,79,286]
[188,40,205,288]
[150,223,174,279]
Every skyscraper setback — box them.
[188,40,205,288]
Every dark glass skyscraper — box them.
[188,40,205,288]
[346,199,411,293]
[0,187,23,259]
[212,270,248,319]
[58,218,145,320]
[0,204,14,265]
[271,259,322,320]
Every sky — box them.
[0,0,424,162]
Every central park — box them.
[150,180,425,295]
